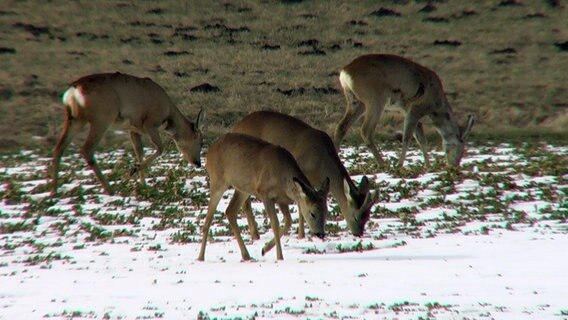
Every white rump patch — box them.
[339,70,354,91]
[62,87,86,118]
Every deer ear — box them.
[293,177,308,200]
[461,114,476,141]
[195,107,205,131]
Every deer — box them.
[198,133,329,261]
[232,110,378,238]
[51,72,205,196]
[333,54,476,169]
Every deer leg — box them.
[133,124,164,175]
[414,122,430,167]
[360,99,387,167]
[81,122,112,195]
[262,203,292,254]
[51,116,84,196]
[225,191,251,261]
[129,131,146,184]
[334,89,364,149]
[242,197,260,240]
[261,198,283,260]
[400,105,428,169]
[197,186,225,261]
[297,211,305,239]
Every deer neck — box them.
[168,104,188,130]
[431,98,460,145]
[327,162,356,214]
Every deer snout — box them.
[314,232,325,239]
[193,160,202,168]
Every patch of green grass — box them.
[171,231,200,244]
[336,240,374,253]
[0,220,37,234]
[23,252,73,266]
[1,180,27,204]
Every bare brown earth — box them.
[0,0,567,151]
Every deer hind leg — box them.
[260,198,284,260]
[400,104,429,169]
[261,203,292,255]
[129,131,146,184]
[242,197,260,240]
[51,116,85,195]
[225,191,251,261]
[414,122,430,167]
[360,97,387,167]
[197,186,225,261]
[81,121,113,195]
[334,88,364,149]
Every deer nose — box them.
[314,232,325,239]
[193,160,201,168]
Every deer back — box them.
[342,54,446,114]
[207,133,310,202]
[232,111,340,184]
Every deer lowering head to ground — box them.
[51,72,205,196]
[232,110,378,237]
[198,133,329,261]
[334,54,476,169]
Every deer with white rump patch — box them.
[51,72,205,195]
[232,110,378,238]
[198,133,329,261]
[334,54,476,169]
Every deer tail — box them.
[62,86,86,119]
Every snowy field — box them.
[0,143,567,319]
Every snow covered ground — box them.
[0,143,566,319]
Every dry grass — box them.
[1,0,567,151]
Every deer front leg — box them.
[129,131,146,184]
[242,197,260,240]
[400,105,428,169]
[414,122,430,168]
[132,124,164,176]
[225,191,251,261]
[261,198,283,260]
[297,214,305,239]
[262,203,292,255]
[360,100,387,167]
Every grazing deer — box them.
[232,110,378,237]
[51,72,205,196]
[334,54,476,169]
[198,133,329,261]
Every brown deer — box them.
[334,54,476,169]
[51,72,205,196]
[232,110,378,238]
[198,133,329,261]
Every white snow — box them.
[0,144,566,319]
